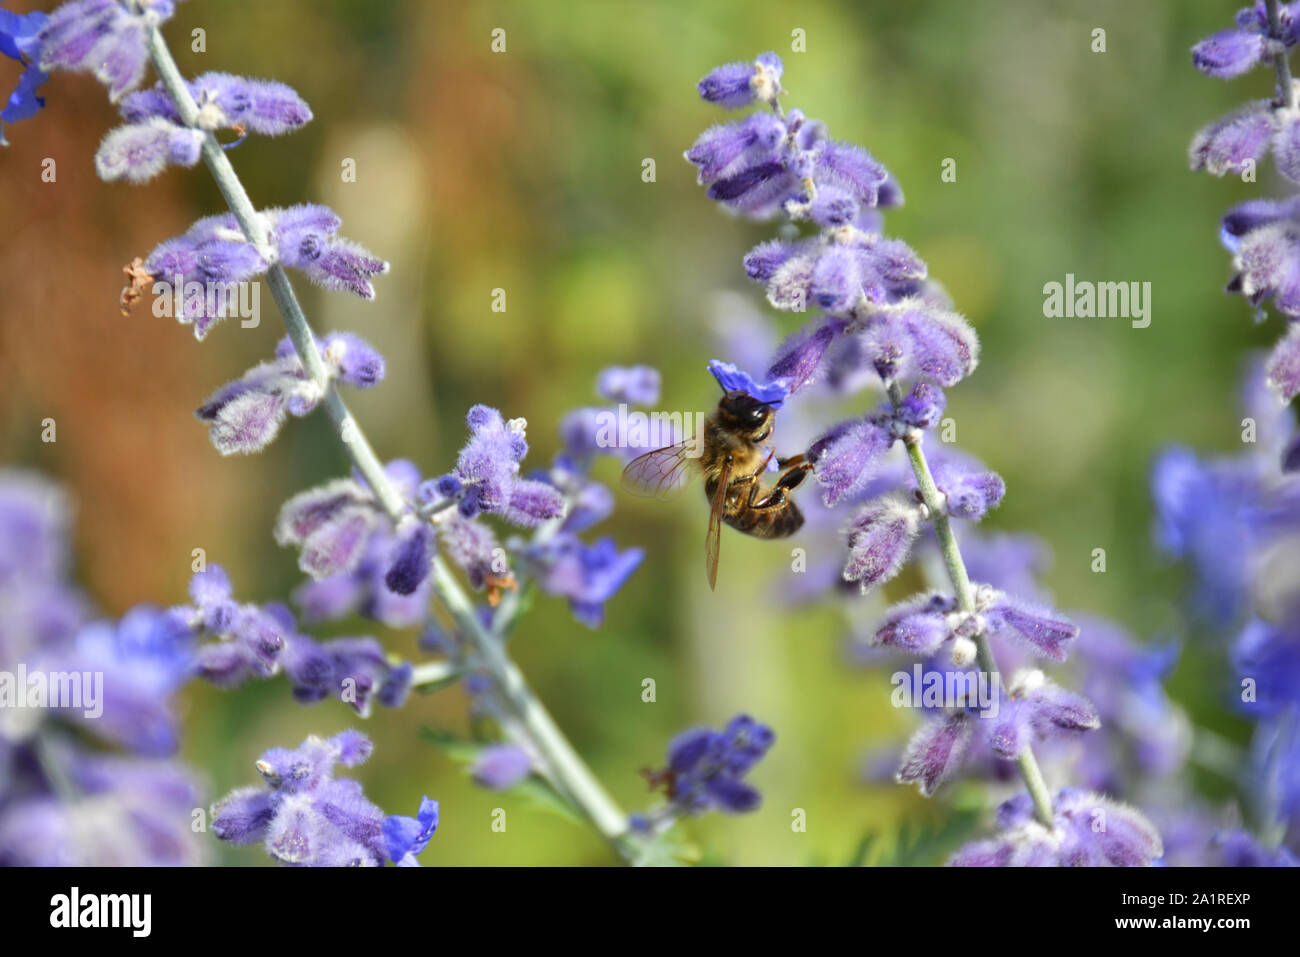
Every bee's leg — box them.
[750,460,814,509]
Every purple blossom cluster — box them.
[948,789,1163,867]
[37,0,182,101]
[98,73,312,183]
[8,0,668,866]
[177,563,413,715]
[688,53,1163,865]
[0,471,205,864]
[1192,2,1300,469]
[197,331,385,455]
[210,730,437,866]
[0,467,429,867]
[1154,362,1300,861]
[124,204,389,340]
[631,714,775,836]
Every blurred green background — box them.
[0,0,1274,864]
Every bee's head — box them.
[718,390,775,442]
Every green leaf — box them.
[848,807,984,867]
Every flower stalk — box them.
[145,24,634,862]
[888,383,1056,826]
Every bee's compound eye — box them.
[747,407,766,424]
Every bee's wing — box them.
[621,442,696,501]
[706,455,732,591]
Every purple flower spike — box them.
[809,418,894,506]
[471,745,533,791]
[707,359,789,407]
[842,495,921,591]
[382,796,439,867]
[984,592,1080,662]
[697,52,783,109]
[596,365,661,405]
[95,118,204,183]
[1191,29,1268,79]
[897,712,973,797]
[1189,103,1275,177]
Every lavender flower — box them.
[642,715,775,817]
[195,332,385,455]
[422,406,565,525]
[840,495,922,590]
[516,533,643,628]
[95,74,311,184]
[0,472,209,866]
[697,52,783,109]
[211,730,430,866]
[94,115,203,182]
[382,796,439,867]
[949,788,1163,867]
[0,746,206,866]
[119,72,312,134]
[0,8,48,145]
[1191,3,1299,80]
[38,0,185,101]
[125,205,388,338]
[688,51,1143,862]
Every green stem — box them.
[146,26,634,862]
[1266,0,1297,109]
[889,383,1056,827]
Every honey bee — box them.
[621,389,812,590]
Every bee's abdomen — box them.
[725,501,804,539]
